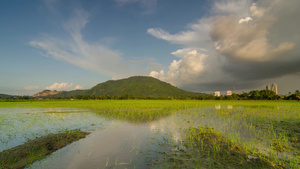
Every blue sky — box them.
[1,0,300,95]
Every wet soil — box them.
[0,130,89,169]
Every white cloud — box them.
[147,19,211,47]
[238,16,252,23]
[30,9,130,80]
[250,3,264,18]
[24,86,40,91]
[74,85,83,90]
[46,83,73,91]
[150,50,207,86]
[114,0,157,14]
[211,6,296,62]
[171,48,207,58]
[148,0,300,93]
[211,0,253,18]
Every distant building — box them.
[227,90,232,96]
[214,91,220,97]
[266,83,278,94]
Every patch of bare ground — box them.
[0,130,89,169]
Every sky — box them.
[0,0,299,96]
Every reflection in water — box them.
[150,120,179,142]
[27,121,156,169]
[215,104,221,110]
[0,108,105,152]
[214,104,233,110]
[2,105,298,168]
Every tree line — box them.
[1,90,299,101]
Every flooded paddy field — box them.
[0,100,299,168]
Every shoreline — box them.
[0,130,90,169]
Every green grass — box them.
[0,100,299,168]
[0,100,214,123]
[0,130,89,169]
[158,127,276,168]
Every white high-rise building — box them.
[227,90,232,96]
[214,91,220,97]
[266,83,278,94]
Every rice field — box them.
[0,100,299,168]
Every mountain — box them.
[54,76,203,97]
[0,94,12,98]
[33,90,63,97]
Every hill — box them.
[54,76,203,97]
[33,90,62,97]
[0,94,12,98]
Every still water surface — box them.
[0,105,297,168]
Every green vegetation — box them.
[156,127,275,168]
[0,94,13,98]
[0,100,299,168]
[0,130,89,169]
[147,101,300,168]
[1,76,299,101]
[0,100,212,123]
[24,90,300,102]
[285,90,300,101]
[55,76,204,97]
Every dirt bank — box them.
[0,130,90,169]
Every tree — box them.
[259,90,277,100]
[249,90,260,100]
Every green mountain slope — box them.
[56,76,203,97]
[0,94,12,98]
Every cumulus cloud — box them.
[238,16,252,23]
[30,9,130,80]
[46,83,73,91]
[24,86,40,91]
[211,0,253,18]
[74,85,83,90]
[149,0,300,93]
[211,15,296,62]
[250,3,264,18]
[150,49,208,86]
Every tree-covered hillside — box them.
[55,76,203,97]
[0,94,12,98]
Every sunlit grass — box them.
[0,100,299,168]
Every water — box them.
[1,105,298,168]
[26,106,261,169]
[0,108,106,152]
[27,122,158,169]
